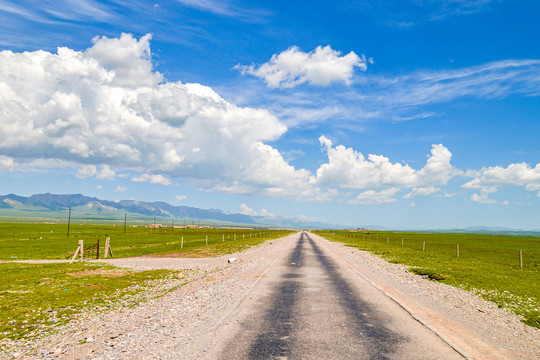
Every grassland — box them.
[316,230,540,329]
[0,223,291,260]
[0,262,185,343]
[0,223,292,345]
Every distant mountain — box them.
[0,193,342,229]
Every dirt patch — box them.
[67,269,130,278]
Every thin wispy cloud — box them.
[349,0,497,26]
[229,58,540,130]
[175,0,271,22]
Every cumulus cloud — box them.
[131,174,172,186]
[239,203,257,216]
[463,163,540,195]
[349,188,399,205]
[174,194,187,202]
[0,156,15,171]
[316,136,457,190]
[0,33,328,198]
[236,45,370,88]
[76,164,116,180]
[470,187,497,204]
[115,186,126,192]
[404,186,440,199]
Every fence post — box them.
[520,250,523,269]
[79,239,84,261]
[423,241,425,252]
[181,236,184,249]
[97,239,100,259]
[206,235,208,245]
[401,238,404,247]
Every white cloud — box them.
[174,194,187,202]
[76,164,116,180]
[349,188,400,205]
[260,208,275,217]
[96,185,102,190]
[0,156,15,171]
[236,45,370,88]
[502,200,509,205]
[470,187,497,204]
[76,165,97,178]
[175,0,269,21]
[131,174,172,186]
[404,186,440,198]
[408,202,417,207]
[239,203,257,216]
[463,163,540,194]
[96,165,116,180]
[0,33,327,199]
[316,136,457,190]
[115,186,126,192]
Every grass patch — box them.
[317,230,540,329]
[409,268,449,281]
[0,262,185,343]
[0,223,292,260]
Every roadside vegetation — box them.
[0,262,186,344]
[316,230,540,329]
[0,222,292,346]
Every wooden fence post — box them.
[96,239,100,259]
[520,250,523,269]
[206,235,208,245]
[181,236,184,249]
[70,240,84,263]
[79,240,84,261]
[401,238,404,247]
[104,237,113,258]
[423,241,425,252]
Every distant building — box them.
[147,223,162,228]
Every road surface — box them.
[207,231,466,359]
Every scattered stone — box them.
[228,257,237,264]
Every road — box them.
[207,231,467,359]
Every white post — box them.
[234,234,236,241]
[423,241,425,252]
[206,235,208,245]
[79,239,84,261]
[181,236,184,249]
[223,234,225,242]
[401,238,404,247]
[104,237,111,258]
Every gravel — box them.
[2,232,539,360]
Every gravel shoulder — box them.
[3,231,539,360]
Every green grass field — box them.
[0,262,185,343]
[0,223,291,260]
[0,223,292,346]
[316,230,540,329]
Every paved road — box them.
[210,231,465,359]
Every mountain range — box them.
[0,193,341,229]
[1,193,538,234]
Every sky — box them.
[0,0,539,229]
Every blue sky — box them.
[0,0,539,229]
